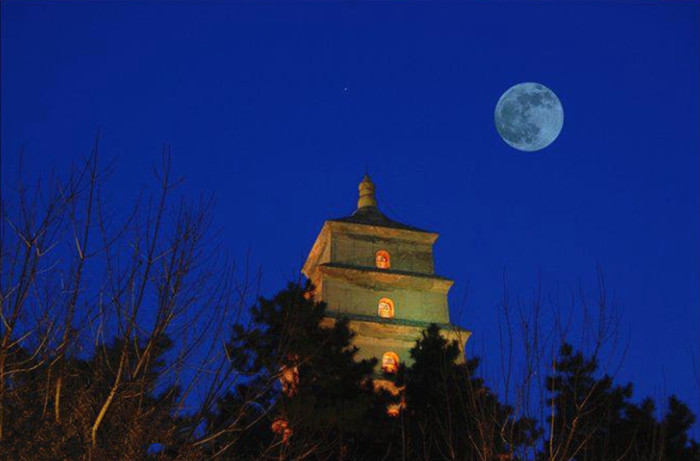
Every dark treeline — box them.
[0,152,697,460]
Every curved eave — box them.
[326,220,439,244]
[302,222,331,279]
[325,310,470,334]
[318,263,454,294]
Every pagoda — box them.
[302,175,470,376]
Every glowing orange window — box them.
[382,352,400,374]
[376,250,391,269]
[378,298,395,319]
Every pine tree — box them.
[208,281,385,460]
[400,324,539,461]
[544,343,700,461]
[0,336,181,461]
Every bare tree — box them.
[480,268,631,461]
[0,143,263,460]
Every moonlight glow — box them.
[495,82,564,152]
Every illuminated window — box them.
[376,250,391,269]
[382,352,400,374]
[378,298,395,319]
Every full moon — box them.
[494,82,564,152]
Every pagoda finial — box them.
[357,173,377,209]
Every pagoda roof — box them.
[324,310,470,334]
[329,206,431,234]
[319,262,451,282]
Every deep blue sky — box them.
[2,1,698,426]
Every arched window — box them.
[375,250,391,269]
[382,351,400,374]
[378,298,394,319]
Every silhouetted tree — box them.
[0,146,242,460]
[396,324,539,461]
[207,282,386,460]
[1,336,184,460]
[545,343,700,461]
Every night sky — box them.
[2,1,698,430]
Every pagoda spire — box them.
[357,173,377,209]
